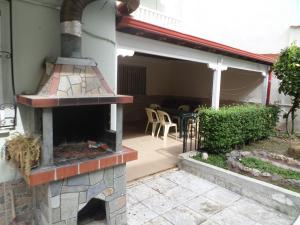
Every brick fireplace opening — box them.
[77,198,106,225]
[53,105,109,146]
[33,165,128,225]
[53,105,112,164]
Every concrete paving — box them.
[127,169,296,225]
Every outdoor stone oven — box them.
[14,0,140,224]
[16,58,137,225]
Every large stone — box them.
[60,193,79,220]
[108,195,126,213]
[66,217,77,225]
[104,168,114,187]
[89,170,104,185]
[79,192,87,204]
[52,207,61,223]
[51,195,60,208]
[87,182,106,201]
[287,140,300,158]
[114,165,126,178]
[61,185,89,193]
[67,174,90,186]
[50,181,62,197]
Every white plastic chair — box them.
[145,108,159,137]
[157,110,178,141]
[149,104,161,110]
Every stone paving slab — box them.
[127,169,296,225]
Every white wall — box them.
[0,0,117,183]
[140,0,300,54]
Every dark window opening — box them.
[118,64,146,95]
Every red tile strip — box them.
[16,95,133,108]
[27,147,137,186]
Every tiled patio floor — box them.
[127,169,296,225]
[124,125,182,182]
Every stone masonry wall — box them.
[0,178,33,225]
[33,164,127,225]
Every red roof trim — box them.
[117,16,274,65]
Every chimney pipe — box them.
[60,0,140,58]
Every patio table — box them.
[160,107,195,138]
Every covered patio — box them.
[116,17,274,182]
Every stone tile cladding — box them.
[38,64,113,97]
[0,179,33,225]
[33,164,127,225]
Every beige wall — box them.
[119,54,174,96]
[119,54,264,104]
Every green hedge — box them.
[198,105,279,153]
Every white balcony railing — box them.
[132,6,182,31]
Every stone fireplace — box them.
[16,57,137,225]
[14,0,140,224]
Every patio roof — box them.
[117,16,275,65]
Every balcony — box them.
[132,6,182,31]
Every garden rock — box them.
[287,140,300,158]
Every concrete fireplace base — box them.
[33,164,127,225]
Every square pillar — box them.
[116,104,123,152]
[261,71,268,105]
[42,108,53,166]
[209,60,227,110]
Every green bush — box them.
[198,105,279,153]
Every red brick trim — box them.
[26,147,137,186]
[16,95,133,108]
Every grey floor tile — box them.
[143,177,178,194]
[209,208,256,225]
[127,193,139,207]
[144,216,174,225]
[230,198,294,225]
[127,202,158,224]
[164,186,198,206]
[164,171,216,194]
[184,195,223,217]
[142,193,177,215]
[200,220,221,225]
[162,205,206,225]
[205,187,241,205]
[127,183,160,202]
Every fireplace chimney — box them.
[60,0,140,58]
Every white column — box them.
[261,71,268,105]
[209,60,228,109]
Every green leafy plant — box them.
[241,157,300,180]
[273,43,300,136]
[198,105,279,153]
[193,154,228,169]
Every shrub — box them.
[198,105,279,153]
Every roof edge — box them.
[117,16,274,65]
